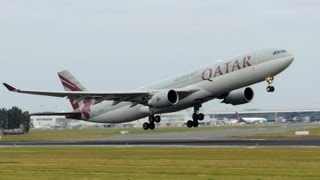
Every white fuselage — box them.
[81,48,294,123]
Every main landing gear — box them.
[186,105,205,128]
[266,75,275,92]
[143,115,161,130]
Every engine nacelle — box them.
[222,87,254,105]
[148,90,179,108]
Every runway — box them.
[1,123,320,147]
[1,138,320,147]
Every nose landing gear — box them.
[266,75,275,92]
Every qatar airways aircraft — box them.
[3,48,294,130]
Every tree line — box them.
[0,107,30,133]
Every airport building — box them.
[31,116,67,129]
[30,116,111,129]
[210,109,320,123]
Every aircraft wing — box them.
[3,83,197,105]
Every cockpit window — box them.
[273,50,287,55]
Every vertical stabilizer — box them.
[58,70,87,110]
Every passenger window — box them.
[273,50,287,55]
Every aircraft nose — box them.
[285,53,294,66]
[287,53,294,62]
[286,52,294,57]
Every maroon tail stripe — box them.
[61,81,81,110]
[69,99,80,110]
[59,74,76,86]
[59,74,81,110]
[62,81,81,91]
[59,75,82,90]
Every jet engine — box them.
[222,87,254,105]
[148,90,179,108]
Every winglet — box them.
[3,83,17,91]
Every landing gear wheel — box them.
[198,113,204,121]
[192,113,199,121]
[187,104,204,128]
[149,122,155,130]
[266,86,275,92]
[193,120,199,127]
[187,120,193,128]
[143,122,149,130]
[154,115,161,123]
[266,86,271,92]
[148,116,155,123]
[270,86,275,92]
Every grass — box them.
[0,147,320,179]
[0,125,271,142]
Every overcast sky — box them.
[0,0,319,113]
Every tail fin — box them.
[58,70,86,110]
[235,111,240,123]
[235,111,244,123]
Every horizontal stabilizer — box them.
[28,111,82,120]
[3,83,16,91]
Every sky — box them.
[0,0,319,113]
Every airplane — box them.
[235,111,267,124]
[241,117,267,124]
[221,119,246,126]
[3,48,294,130]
